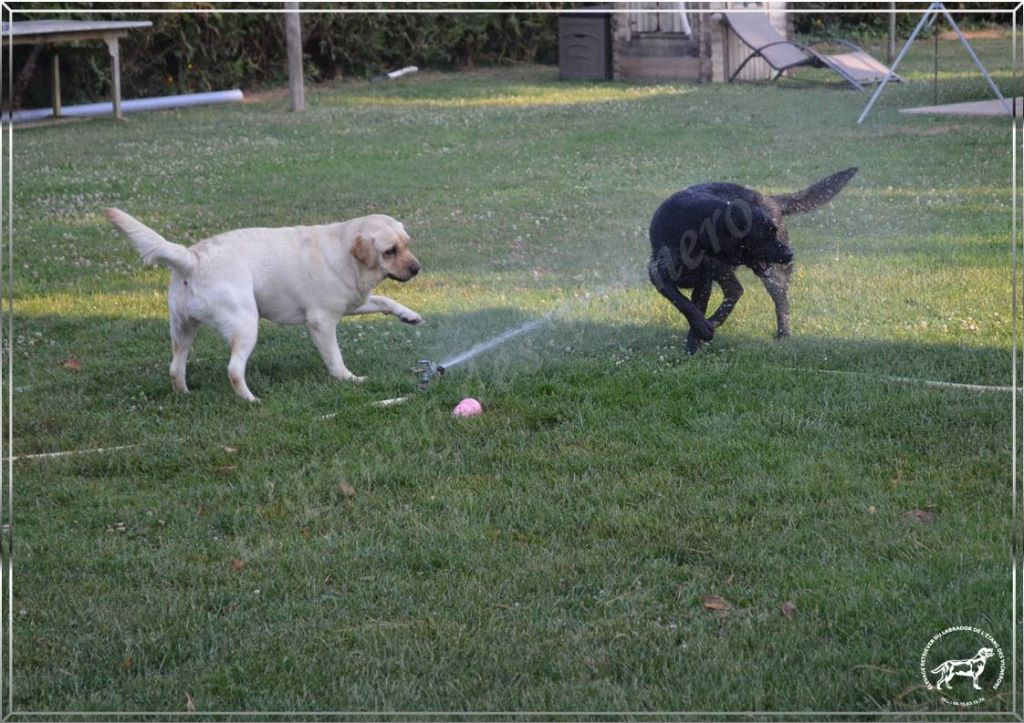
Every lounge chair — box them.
[721,12,900,90]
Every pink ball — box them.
[452,398,482,418]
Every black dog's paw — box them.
[774,329,790,340]
[687,319,715,354]
[691,317,714,342]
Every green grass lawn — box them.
[7,30,1020,717]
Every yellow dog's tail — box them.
[105,208,197,276]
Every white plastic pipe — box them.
[371,66,419,83]
[386,65,418,80]
[5,89,244,123]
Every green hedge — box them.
[791,2,1011,39]
[10,5,560,108]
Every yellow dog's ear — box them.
[351,234,378,270]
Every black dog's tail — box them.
[771,167,858,216]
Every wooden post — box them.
[284,2,305,112]
[50,49,61,117]
[888,2,896,64]
[697,12,706,84]
[103,34,122,120]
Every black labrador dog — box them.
[647,167,858,353]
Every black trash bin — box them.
[558,11,611,80]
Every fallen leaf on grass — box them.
[339,483,356,498]
[700,595,732,613]
[903,509,936,523]
[185,692,196,712]
[230,558,245,573]
[780,601,796,619]
[120,656,133,670]
[61,357,82,372]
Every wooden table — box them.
[2,20,153,120]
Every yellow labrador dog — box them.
[105,208,423,401]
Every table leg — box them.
[51,50,61,117]
[103,34,122,120]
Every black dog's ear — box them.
[747,206,779,239]
[700,197,756,261]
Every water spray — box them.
[411,280,641,392]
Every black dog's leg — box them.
[707,268,744,329]
[692,279,712,315]
[686,279,713,354]
[648,261,714,346]
[759,263,793,338]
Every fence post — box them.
[285,2,305,112]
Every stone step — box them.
[616,54,702,81]
[619,34,700,58]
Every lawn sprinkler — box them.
[415,359,445,391]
